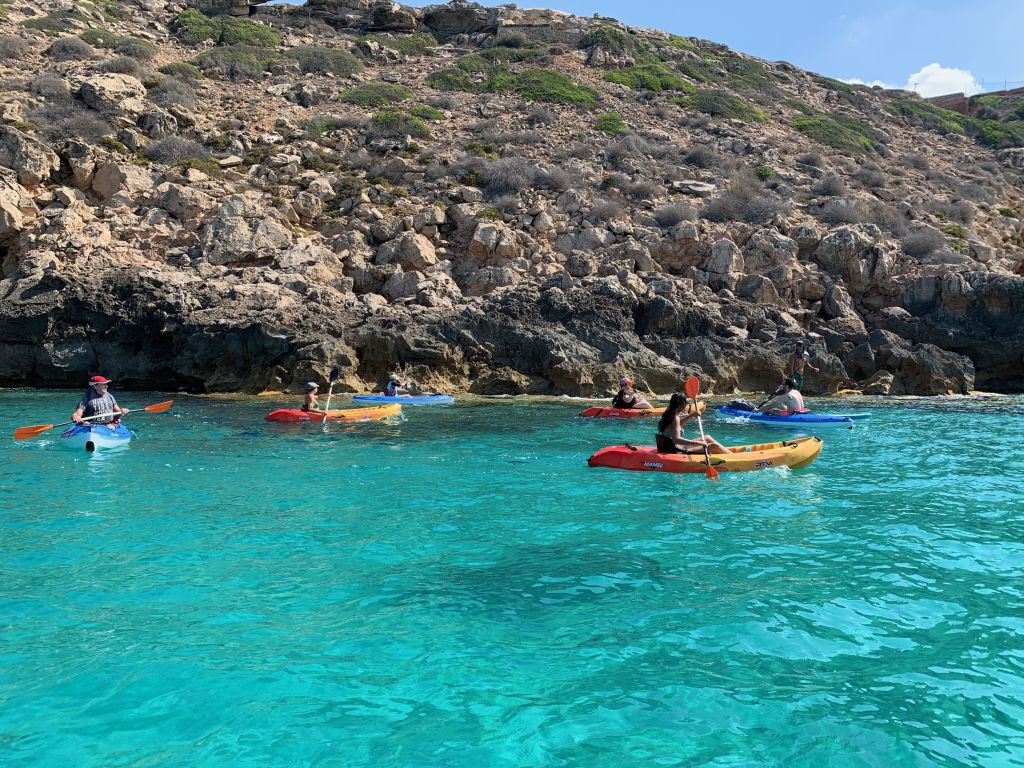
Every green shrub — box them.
[409,104,444,121]
[676,88,767,123]
[80,28,120,48]
[172,9,220,45]
[974,119,1024,149]
[464,140,498,158]
[940,223,968,238]
[23,11,88,35]
[577,25,642,54]
[722,55,782,97]
[755,165,776,181]
[218,16,281,47]
[477,206,503,220]
[177,157,224,178]
[99,136,130,155]
[284,46,362,76]
[791,114,877,153]
[368,110,431,139]
[195,45,280,80]
[426,67,479,92]
[339,81,412,107]
[360,33,436,57]
[173,9,281,47]
[159,62,204,80]
[594,112,626,135]
[513,69,598,108]
[304,115,344,138]
[998,206,1019,218]
[604,64,691,93]
[477,46,543,64]
[116,37,158,61]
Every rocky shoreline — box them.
[1,1,1022,396]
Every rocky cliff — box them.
[1,0,1022,395]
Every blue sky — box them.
[271,0,1024,95]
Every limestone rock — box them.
[0,127,59,188]
[80,74,147,117]
[92,162,154,201]
[376,232,437,271]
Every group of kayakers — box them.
[66,342,818,446]
[608,341,816,455]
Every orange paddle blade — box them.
[684,376,700,400]
[13,424,55,441]
[143,400,174,413]
[706,465,720,480]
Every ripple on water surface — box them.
[1,393,1023,767]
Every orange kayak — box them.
[579,402,705,419]
[587,436,822,473]
[265,404,401,423]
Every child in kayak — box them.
[656,393,728,455]
[611,377,652,410]
[301,382,321,412]
[72,375,127,425]
[761,378,805,415]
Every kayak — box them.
[588,436,823,474]
[352,394,454,406]
[579,402,705,419]
[265,404,401,423]
[715,405,870,428]
[60,422,132,452]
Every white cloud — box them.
[842,63,984,97]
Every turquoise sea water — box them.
[2,391,1023,767]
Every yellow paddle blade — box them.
[13,424,55,441]
[684,376,700,401]
[143,400,174,414]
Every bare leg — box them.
[635,399,653,409]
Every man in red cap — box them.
[71,376,127,425]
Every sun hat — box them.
[306,381,318,391]
[88,375,112,385]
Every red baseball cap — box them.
[89,375,112,385]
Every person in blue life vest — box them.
[71,376,127,424]
[384,375,414,397]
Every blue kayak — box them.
[715,405,871,428]
[352,394,454,406]
[60,422,132,451]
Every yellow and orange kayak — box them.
[266,404,401,423]
[587,436,822,473]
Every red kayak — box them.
[579,402,705,419]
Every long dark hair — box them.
[658,392,687,433]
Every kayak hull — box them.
[588,437,823,474]
[352,394,454,406]
[579,402,705,419]
[60,422,132,452]
[266,404,401,423]
[715,405,868,428]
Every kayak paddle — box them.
[321,367,340,425]
[683,376,719,481]
[13,400,174,441]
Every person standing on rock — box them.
[612,377,652,410]
[787,341,819,391]
[301,382,321,412]
[72,376,126,425]
[762,378,805,415]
